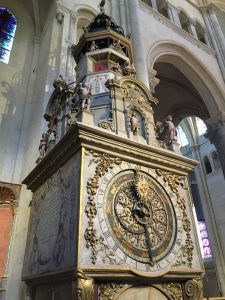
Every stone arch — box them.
[115,284,174,300]
[148,41,225,121]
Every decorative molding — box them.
[84,150,122,264]
[185,278,203,300]
[161,282,183,300]
[156,170,194,268]
[99,282,127,300]
[72,270,94,300]
[140,2,216,56]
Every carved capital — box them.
[72,270,94,300]
[185,278,203,300]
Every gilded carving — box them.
[156,170,194,267]
[184,278,203,300]
[0,186,18,215]
[99,282,127,300]
[161,283,183,300]
[85,150,122,264]
[121,83,147,105]
[72,270,94,300]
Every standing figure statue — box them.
[90,40,99,52]
[163,115,178,144]
[48,117,58,144]
[36,133,48,163]
[123,62,136,77]
[110,40,125,55]
[130,112,138,135]
[53,74,67,90]
[79,83,92,111]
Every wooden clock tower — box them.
[22,5,204,300]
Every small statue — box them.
[111,62,122,74]
[53,74,67,90]
[47,117,58,144]
[163,115,178,144]
[110,39,125,55]
[36,133,48,163]
[79,83,92,111]
[130,112,138,135]
[89,40,99,52]
[123,62,136,77]
[98,0,105,13]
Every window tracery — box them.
[0,7,17,64]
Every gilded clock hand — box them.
[133,206,156,267]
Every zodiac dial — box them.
[100,169,178,267]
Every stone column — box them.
[207,113,225,180]
[167,3,181,27]
[190,144,225,296]
[128,0,149,87]
[150,0,158,12]
[201,6,225,80]
[207,5,225,61]
[111,0,120,27]
[119,0,127,34]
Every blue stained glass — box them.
[0,7,17,64]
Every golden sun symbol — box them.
[135,174,153,200]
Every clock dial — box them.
[100,169,177,266]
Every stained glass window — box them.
[0,8,17,64]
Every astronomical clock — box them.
[22,4,204,300]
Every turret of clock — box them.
[22,5,204,300]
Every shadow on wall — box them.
[0,71,23,176]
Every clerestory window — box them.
[0,7,17,64]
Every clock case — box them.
[22,11,204,300]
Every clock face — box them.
[97,164,183,271]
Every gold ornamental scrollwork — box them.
[161,283,183,300]
[121,83,146,104]
[99,282,128,300]
[72,270,94,300]
[156,170,194,267]
[0,186,18,215]
[85,150,122,264]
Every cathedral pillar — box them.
[207,112,225,180]
[189,143,225,296]
[119,0,127,34]
[111,0,120,26]
[201,6,225,80]
[150,0,158,12]
[167,3,181,27]
[128,0,149,87]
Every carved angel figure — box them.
[36,133,48,163]
[163,115,178,144]
[130,112,138,135]
[79,83,92,111]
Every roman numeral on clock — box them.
[112,244,119,252]
[103,231,110,239]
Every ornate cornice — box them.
[23,123,198,191]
